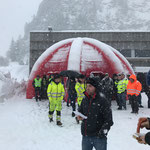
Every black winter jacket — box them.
[78,92,113,137]
[145,118,150,145]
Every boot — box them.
[117,107,122,110]
[49,118,53,122]
[139,105,144,108]
[72,112,75,117]
[67,102,70,107]
[57,121,62,126]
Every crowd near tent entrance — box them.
[26,37,134,99]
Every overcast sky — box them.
[0,0,42,57]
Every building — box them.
[30,31,150,72]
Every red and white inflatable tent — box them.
[26,37,134,99]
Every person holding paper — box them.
[136,117,150,145]
[77,77,113,150]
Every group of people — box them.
[32,74,54,101]
[113,72,142,114]
[32,70,150,150]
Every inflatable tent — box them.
[26,37,134,99]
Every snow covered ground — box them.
[0,94,150,150]
[0,63,150,150]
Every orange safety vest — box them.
[127,74,142,96]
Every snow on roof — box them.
[67,38,83,71]
[29,38,74,79]
[31,30,150,33]
[29,37,133,79]
[83,38,124,73]
[108,46,134,74]
[49,46,69,62]
[81,43,103,72]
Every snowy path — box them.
[0,94,150,150]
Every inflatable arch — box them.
[26,37,134,99]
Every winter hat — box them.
[36,75,40,78]
[117,72,124,76]
[86,77,98,88]
[54,74,61,79]
[78,74,85,79]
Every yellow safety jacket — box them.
[34,78,42,87]
[114,80,118,87]
[117,78,128,94]
[47,81,65,101]
[75,82,86,106]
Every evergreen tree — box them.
[7,38,18,62]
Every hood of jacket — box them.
[129,74,137,81]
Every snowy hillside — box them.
[29,0,150,31]
[9,0,150,65]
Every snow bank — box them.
[0,62,29,82]
[0,93,150,150]
[0,63,28,102]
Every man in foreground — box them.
[77,77,113,150]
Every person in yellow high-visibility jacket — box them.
[75,74,86,106]
[47,74,65,126]
[117,73,128,110]
[32,75,42,102]
[75,74,86,124]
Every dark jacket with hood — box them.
[78,91,113,137]
[145,118,150,145]
[101,76,113,95]
[147,70,150,86]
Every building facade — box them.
[30,31,150,72]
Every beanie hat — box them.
[86,77,98,88]
[54,74,61,79]
[78,74,85,79]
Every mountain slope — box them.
[8,0,150,64]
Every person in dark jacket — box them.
[147,70,150,87]
[41,75,49,99]
[112,73,119,105]
[137,117,150,145]
[66,77,71,107]
[100,73,114,106]
[145,86,150,108]
[146,70,150,108]
[32,75,42,102]
[77,77,113,150]
[68,77,77,117]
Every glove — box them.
[98,129,108,138]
